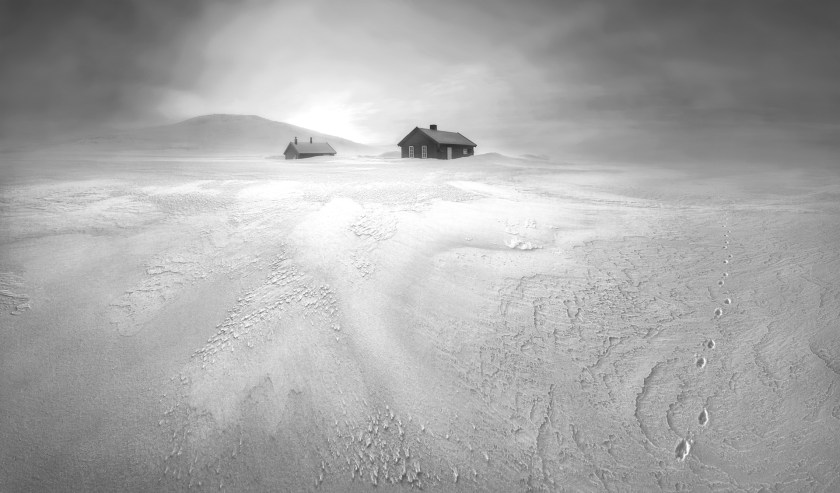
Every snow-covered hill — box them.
[65,114,374,155]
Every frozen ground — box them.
[1,151,839,491]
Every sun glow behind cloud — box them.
[148,0,597,152]
[285,100,379,144]
[4,0,839,164]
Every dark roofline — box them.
[284,141,337,154]
[446,131,477,147]
[397,126,477,147]
[396,127,421,147]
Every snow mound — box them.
[505,236,540,250]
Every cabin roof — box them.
[285,142,336,154]
[398,127,477,147]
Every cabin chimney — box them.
[310,137,313,143]
[430,124,437,131]
[294,137,298,144]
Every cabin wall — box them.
[399,132,436,158]
[447,145,474,159]
[294,153,336,160]
[399,131,475,159]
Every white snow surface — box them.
[1,152,839,491]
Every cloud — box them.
[0,0,208,140]
[2,0,839,164]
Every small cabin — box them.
[397,124,476,159]
[283,137,337,160]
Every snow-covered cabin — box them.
[397,125,477,159]
[283,137,337,160]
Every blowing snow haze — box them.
[3,1,840,492]
[2,0,840,166]
[67,114,374,155]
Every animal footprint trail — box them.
[698,408,708,426]
[692,217,731,444]
[688,217,727,449]
[675,438,691,461]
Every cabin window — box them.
[408,146,414,158]
[421,145,427,159]
[463,148,468,155]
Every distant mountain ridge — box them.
[67,114,372,155]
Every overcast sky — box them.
[2,0,839,162]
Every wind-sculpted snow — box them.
[0,272,30,315]
[349,207,398,241]
[1,154,839,491]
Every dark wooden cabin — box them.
[397,125,476,159]
[283,137,337,160]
